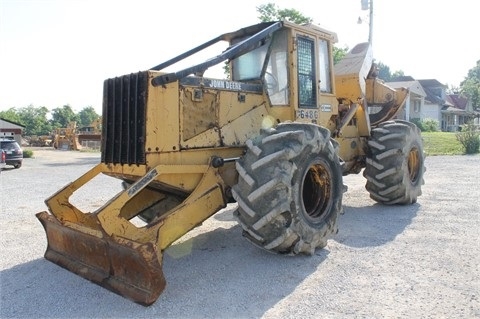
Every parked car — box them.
[0,149,6,171]
[0,139,23,168]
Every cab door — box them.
[295,31,337,128]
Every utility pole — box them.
[360,0,373,46]
[368,0,373,46]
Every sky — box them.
[1,0,478,114]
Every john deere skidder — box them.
[37,20,425,305]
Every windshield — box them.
[231,39,270,81]
[264,29,289,105]
[231,28,289,105]
[1,141,19,150]
[150,22,284,87]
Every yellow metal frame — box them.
[43,159,227,250]
[37,159,227,305]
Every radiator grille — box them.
[101,71,148,165]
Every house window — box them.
[414,100,421,113]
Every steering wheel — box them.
[264,71,279,91]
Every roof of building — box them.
[418,79,447,88]
[387,80,427,97]
[415,79,448,104]
[441,105,468,115]
[0,118,25,129]
[391,76,415,82]
[422,87,445,105]
[446,94,468,110]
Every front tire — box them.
[232,123,343,255]
[363,120,425,204]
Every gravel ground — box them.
[1,149,479,319]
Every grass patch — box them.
[23,149,34,158]
[422,132,464,156]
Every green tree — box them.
[376,62,405,81]
[446,84,461,94]
[376,62,391,81]
[16,105,52,136]
[77,106,100,128]
[256,2,346,65]
[460,60,480,110]
[50,104,78,128]
[257,3,312,24]
[456,122,480,154]
[391,70,405,79]
[333,46,348,65]
[0,107,22,124]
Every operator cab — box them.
[228,21,338,127]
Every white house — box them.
[0,118,24,144]
[387,78,477,131]
[387,78,426,121]
[444,94,478,131]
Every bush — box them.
[23,149,34,158]
[422,119,439,132]
[456,122,480,154]
[410,118,439,132]
[410,118,424,131]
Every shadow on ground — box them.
[42,156,100,167]
[0,223,328,318]
[334,203,420,248]
[1,198,419,318]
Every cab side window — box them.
[318,39,332,93]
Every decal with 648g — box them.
[296,109,319,121]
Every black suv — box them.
[0,139,23,168]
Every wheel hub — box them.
[408,147,421,183]
[302,162,332,223]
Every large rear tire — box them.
[232,123,343,255]
[363,120,425,204]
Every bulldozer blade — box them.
[36,211,166,306]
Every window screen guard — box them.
[297,36,316,107]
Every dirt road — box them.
[1,149,479,318]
